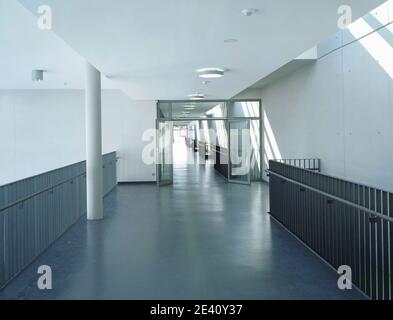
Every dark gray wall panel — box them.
[0,212,4,288]
[0,152,117,289]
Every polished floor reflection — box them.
[0,149,365,299]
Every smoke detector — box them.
[241,8,258,16]
[32,69,44,82]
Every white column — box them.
[85,61,103,220]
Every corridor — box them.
[0,154,365,300]
[3,0,393,306]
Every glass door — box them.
[228,120,251,185]
[157,120,173,186]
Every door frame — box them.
[156,119,174,187]
[156,100,262,185]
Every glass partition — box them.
[227,100,260,118]
[158,102,171,119]
[156,100,262,182]
[158,100,260,120]
[228,120,251,184]
[169,101,227,119]
[157,121,173,186]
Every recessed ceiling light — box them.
[181,111,191,114]
[188,93,205,100]
[184,105,196,110]
[241,8,258,16]
[197,68,225,79]
[224,38,238,43]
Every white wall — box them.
[0,89,156,185]
[236,2,393,191]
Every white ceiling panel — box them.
[4,0,386,98]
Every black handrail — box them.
[0,151,117,188]
[0,173,86,213]
[267,169,393,223]
[268,159,393,300]
[0,154,117,213]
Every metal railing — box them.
[267,159,392,300]
[185,138,194,148]
[198,141,208,161]
[274,158,321,172]
[0,152,117,289]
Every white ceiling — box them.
[0,0,115,90]
[3,0,385,99]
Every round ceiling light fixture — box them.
[188,93,205,100]
[197,68,225,79]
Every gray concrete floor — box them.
[0,148,366,300]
